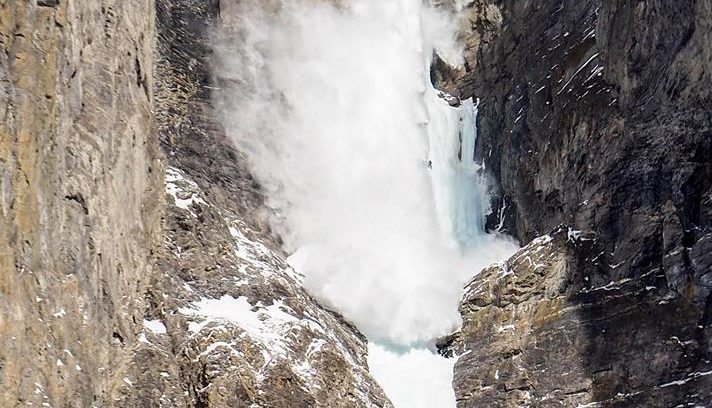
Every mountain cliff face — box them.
[0,1,162,405]
[0,1,389,407]
[448,0,712,406]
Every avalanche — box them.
[218,0,518,406]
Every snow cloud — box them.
[215,0,517,345]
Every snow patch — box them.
[165,167,207,216]
[179,296,298,357]
[144,319,167,334]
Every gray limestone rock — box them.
[446,226,712,407]
[445,1,712,405]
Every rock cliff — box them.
[0,1,162,405]
[448,0,712,406]
[0,1,390,407]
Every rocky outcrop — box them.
[139,164,391,407]
[448,226,712,407]
[449,227,602,407]
[1,1,390,407]
[449,0,712,406]
[0,1,162,405]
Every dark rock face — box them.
[474,1,712,280]
[451,0,712,406]
[450,226,712,407]
[36,0,59,7]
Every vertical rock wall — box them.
[449,1,712,406]
[0,0,161,406]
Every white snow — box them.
[497,324,515,333]
[567,228,582,242]
[227,221,277,272]
[580,278,632,293]
[659,370,712,388]
[179,295,298,356]
[576,402,601,408]
[294,338,327,378]
[144,319,167,334]
[165,167,207,216]
[137,333,150,344]
[368,343,456,408]
[556,52,601,95]
[532,234,554,246]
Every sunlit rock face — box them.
[448,226,712,407]
[448,0,712,406]
[0,1,162,405]
[148,165,392,408]
[446,227,602,407]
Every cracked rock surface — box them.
[447,1,712,406]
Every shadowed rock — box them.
[448,1,712,405]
